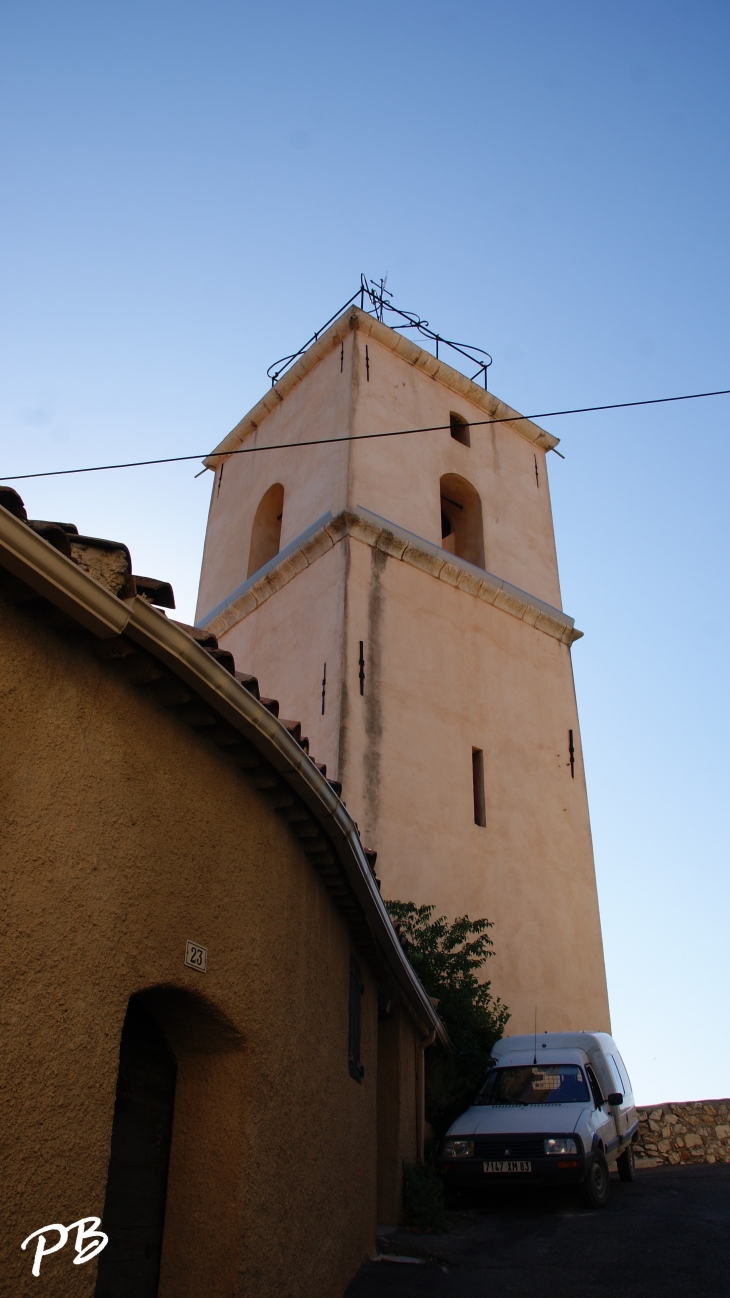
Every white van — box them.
[438,1032,639,1207]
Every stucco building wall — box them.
[198,337,353,620]
[195,309,610,1035]
[339,535,606,1032]
[376,1011,420,1226]
[196,317,564,628]
[0,586,424,1297]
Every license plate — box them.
[483,1160,532,1173]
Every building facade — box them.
[196,306,611,1034]
[0,489,443,1297]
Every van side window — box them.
[586,1065,604,1109]
[614,1051,633,1097]
[348,956,364,1082]
[606,1055,624,1096]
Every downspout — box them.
[416,1026,437,1163]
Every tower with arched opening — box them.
[196,306,610,1034]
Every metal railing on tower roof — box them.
[266,275,493,390]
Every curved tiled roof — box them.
[0,486,442,1042]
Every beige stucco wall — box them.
[210,541,349,771]
[0,591,412,1297]
[337,537,609,1033]
[196,316,610,1037]
[376,1011,420,1225]
[346,330,563,608]
[196,321,562,629]
[197,336,353,626]
[210,526,609,1032]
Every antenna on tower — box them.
[368,275,392,322]
[267,277,492,388]
[533,1007,538,1066]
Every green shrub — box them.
[401,1160,449,1233]
[386,901,510,1136]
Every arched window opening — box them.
[450,412,470,446]
[247,483,284,578]
[439,473,485,568]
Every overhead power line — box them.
[1,386,729,484]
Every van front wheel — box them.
[617,1143,636,1182]
[583,1152,610,1208]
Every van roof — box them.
[493,1031,617,1058]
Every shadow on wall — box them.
[440,473,485,569]
[95,985,244,1298]
[248,484,284,577]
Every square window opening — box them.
[450,413,471,447]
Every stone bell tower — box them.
[195,304,610,1034]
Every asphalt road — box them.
[344,1165,730,1298]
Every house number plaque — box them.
[185,940,207,972]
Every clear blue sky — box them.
[2,1,728,1105]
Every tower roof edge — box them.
[204,306,559,468]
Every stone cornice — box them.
[197,507,582,646]
[203,307,559,469]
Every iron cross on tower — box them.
[368,276,391,322]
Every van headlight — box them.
[544,1137,578,1155]
[442,1139,474,1159]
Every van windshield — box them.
[475,1065,590,1105]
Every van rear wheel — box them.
[617,1143,636,1182]
[582,1152,610,1208]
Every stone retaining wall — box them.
[634,1100,730,1165]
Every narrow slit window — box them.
[348,956,364,1082]
[472,748,486,827]
[450,413,471,446]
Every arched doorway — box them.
[96,987,245,1297]
[94,996,176,1297]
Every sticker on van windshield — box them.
[531,1070,561,1091]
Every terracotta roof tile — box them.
[1,489,384,897]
